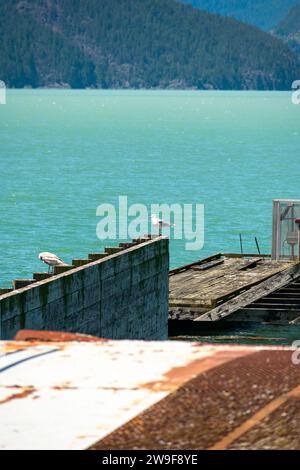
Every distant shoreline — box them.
[3,87,294,92]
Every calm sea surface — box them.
[1,90,299,344]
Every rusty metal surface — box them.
[0,339,252,450]
[91,349,300,451]
[228,396,300,450]
[14,330,104,343]
[1,338,299,450]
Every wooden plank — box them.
[169,258,242,297]
[169,254,295,321]
[223,253,271,259]
[169,253,222,276]
[88,253,108,261]
[193,264,291,308]
[169,300,209,308]
[238,258,262,271]
[33,273,53,282]
[72,259,91,267]
[253,302,300,309]
[195,262,300,322]
[169,255,291,311]
[254,297,300,304]
[0,289,13,296]
[290,316,300,324]
[175,262,288,303]
[206,264,289,302]
[13,280,36,290]
[190,259,224,271]
[210,266,287,307]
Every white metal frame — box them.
[272,199,300,260]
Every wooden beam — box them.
[290,316,300,324]
[33,273,53,282]
[88,253,108,261]
[105,247,124,254]
[54,265,74,275]
[195,262,300,322]
[13,280,36,290]
[169,253,222,276]
[0,288,13,296]
[72,259,91,267]
[238,258,263,271]
[222,253,271,259]
[205,264,288,309]
[191,259,224,272]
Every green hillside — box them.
[274,2,300,57]
[179,0,298,31]
[0,0,299,90]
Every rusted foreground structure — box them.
[1,331,300,450]
[169,253,300,325]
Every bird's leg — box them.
[48,265,50,274]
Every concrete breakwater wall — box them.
[0,237,169,340]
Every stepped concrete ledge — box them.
[0,237,169,341]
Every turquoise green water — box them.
[171,323,300,346]
[0,90,300,344]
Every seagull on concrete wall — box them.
[39,252,67,274]
[151,214,175,236]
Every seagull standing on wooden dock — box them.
[151,214,175,236]
[38,252,66,274]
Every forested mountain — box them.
[0,0,299,90]
[179,0,299,31]
[274,2,300,57]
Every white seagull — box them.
[151,214,175,235]
[39,252,66,273]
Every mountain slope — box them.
[274,2,300,57]
[0,0,299,90]
[179,0,299,31]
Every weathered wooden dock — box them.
[169,253,300,326]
